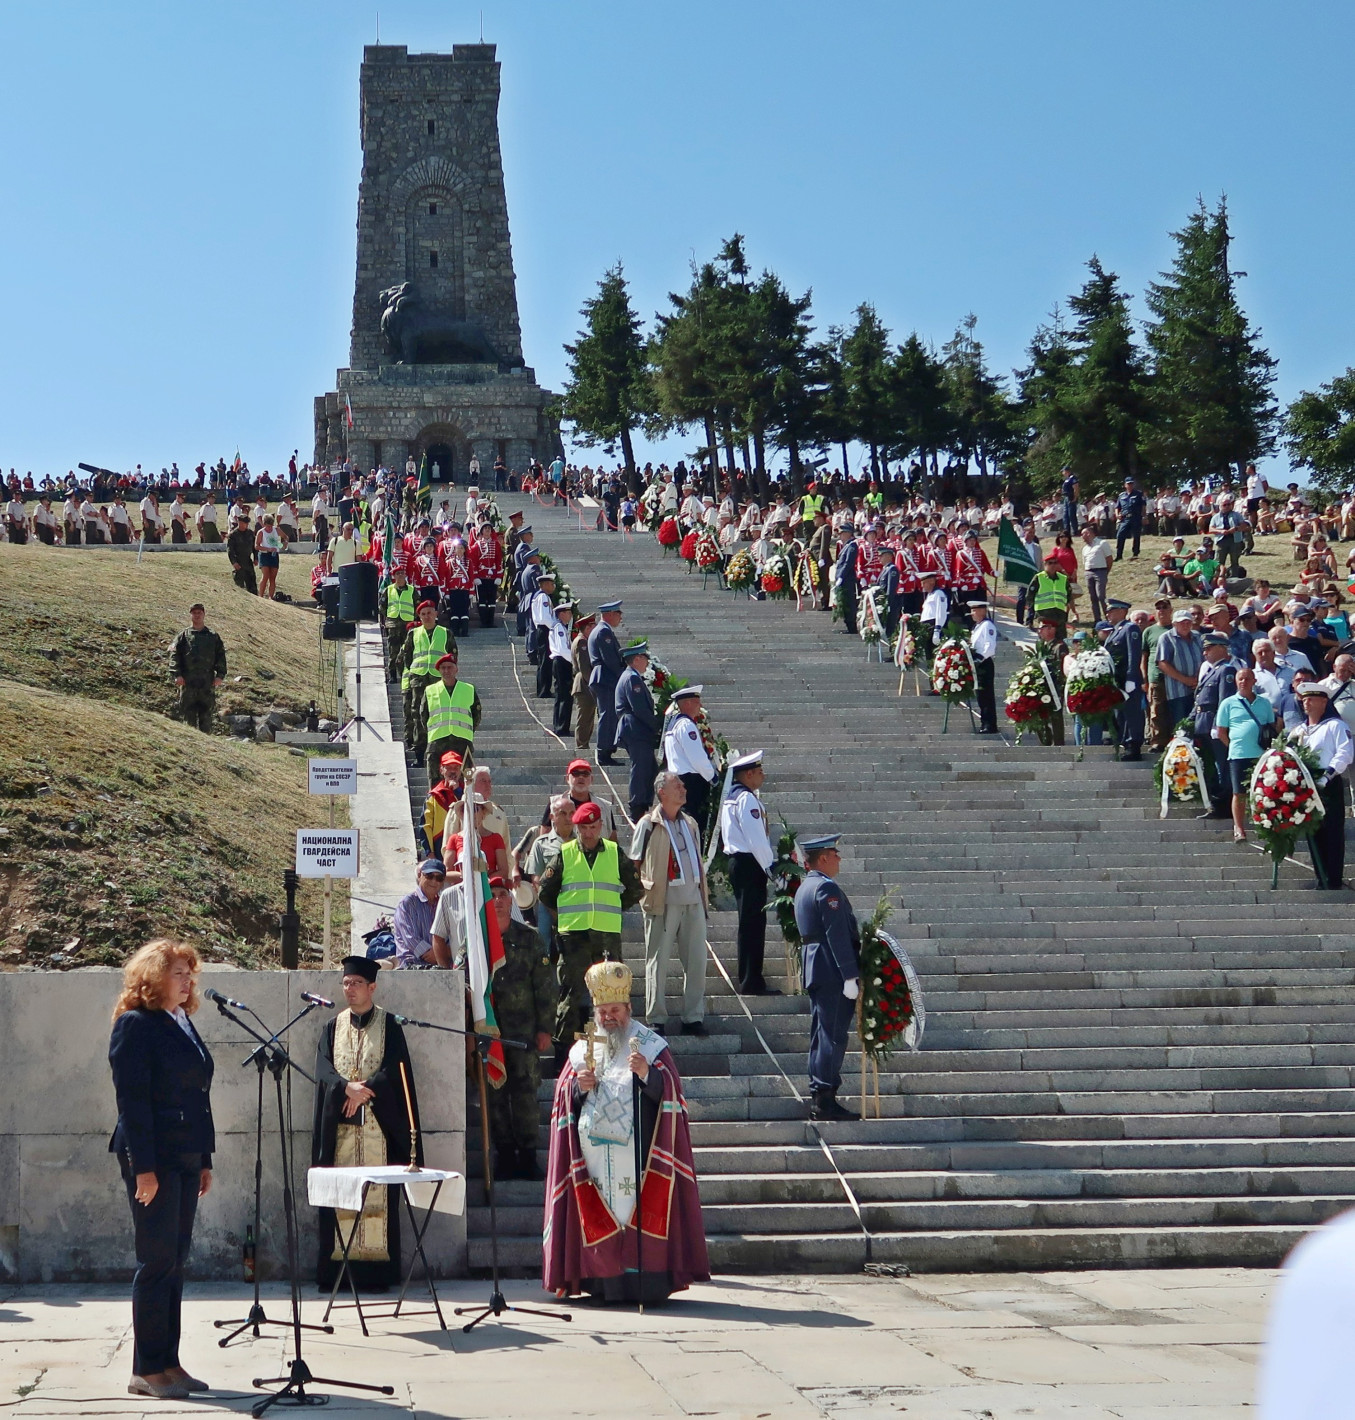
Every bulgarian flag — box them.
[345,394,355,429]
[460,811,507,1088]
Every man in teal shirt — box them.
[1215,666,1276,843]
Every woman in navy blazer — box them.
[109,939,216,1401]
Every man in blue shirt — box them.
[1215,668,1276,842]
[1060,468,1079,535]
[1115,478,1147,559]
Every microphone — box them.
[205,987,249,1010]
[301,991,335,1008]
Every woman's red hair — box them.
[112,939,203,1021]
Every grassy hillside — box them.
[0,541,356,969]
[0,541,329,720]
[0,679,346,968]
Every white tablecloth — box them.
[307,1165,465,1218]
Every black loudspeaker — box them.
[337,560,378,621]
[319,577,340,617]
[322,619,356,641]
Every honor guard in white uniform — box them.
[969,600,998,733]
[663,685,717,835]
[719,750,778,994]
[530,572,559,699]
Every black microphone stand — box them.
[392,1012,573,1333]
[214,1001,334,1347]
[209,997,395,1418]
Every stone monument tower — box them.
[314,44,554,479]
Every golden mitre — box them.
[585,959,633,1005]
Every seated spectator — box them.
[1240,579,1282,630]
[393,859,448,968]
[1182,543,1220,596]
[444,796,513,887]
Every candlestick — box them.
[399,1059,422,1173]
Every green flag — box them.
[378,507,397,591]
[996,515,1037,586]
[416,453,431,511]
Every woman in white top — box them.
[254,515,284,600]
[1288,681,1354,889]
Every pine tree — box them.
[1015,306,1077,494]
[1142,198,1278,480]
[842,304,895,477]
[940,314,1017,492]
[1061,257,1150,493]
[560,262,652,480]
[651,259,727,481]
[1284,368,1355,493]
[892,333,953,486]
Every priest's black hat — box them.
[340,955,379,983]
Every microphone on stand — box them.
[205,987,249,1009]
[300,992,335,1008]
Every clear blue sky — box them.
[2,0,1352,479]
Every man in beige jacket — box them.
[629,771,709,1035]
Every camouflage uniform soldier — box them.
[170,604,227,732]
[484,875,556,1181]
[226,511,257,595]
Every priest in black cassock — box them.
[312,956,423,1291]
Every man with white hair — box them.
[1326,655,1355,733]
[542,959,709,1302]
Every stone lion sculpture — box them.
[378,283,501,365]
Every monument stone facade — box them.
[314,43,554,479]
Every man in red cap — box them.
[558,759,618,841]
[421,750,463,859]
[537,801,642,1052]
[403,600,452,766]
[424,651,480,774]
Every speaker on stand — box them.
[333,561,383,742]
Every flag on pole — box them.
[344,394,355,430]
[378,506,397,591]
[996,515,1038,586]
[460,806,507,1088]
[416,452,432,513]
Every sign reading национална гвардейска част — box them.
[295,829,360,879]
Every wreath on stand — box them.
[1248,735,1326,888]
[725,549,757,594]
[1153,732,1209,818]
[857,895,925,1118]
[1004,647,1060,744]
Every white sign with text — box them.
[295,829,360,879]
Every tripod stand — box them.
[214,1002,333,1347]
[390,1013,572,1334]
[333,624,384,742]
[210,998,395,1418]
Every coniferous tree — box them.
[560,262,652,482]
[892,333,953,487]
[1142,198,1278,480]
[1284,369,1355,493]
[1060,258,1151,493]
[651,259,727,482]
[842,304,895,477]
[1015,307,1077,493]
[940,314,1017,492]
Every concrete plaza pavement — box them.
[1,1269,1272,1418]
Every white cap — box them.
[730,750,764,771]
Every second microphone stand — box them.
[214,1000,333,1347]
[209,997,395,1418]
[392,1012,572,1334]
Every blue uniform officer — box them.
[793,834,861,1122]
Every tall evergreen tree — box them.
[892,333,952,486]
[1142,198,1278,480]
[1061,257,1150,493]
[1284,368,1355,493]
[940,314,1016,491]
[651,259,727,481]
[842,303,895,476]
[1015,306,1077,493]
[560,262,652,481]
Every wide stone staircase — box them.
[387,494,1355,1274]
